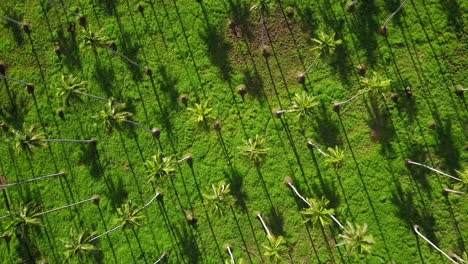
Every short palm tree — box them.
[239,134,269,166]
[57,74,107,106]
[94,98,133,132]
[187,100,214,125]
[144,151,177,183]
[339,222,375,256]
[203,182,236,216]
[63,229,99,263]
[2,203,42,238]
[275,92,318,120]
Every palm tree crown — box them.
[80,27,110,49]
[187,100,214,124]
[239,134,269,166]
[94,98,133,132]
[262,235,288,263]
[311,32,342,59]
[10,125,46,154]
[290,92,318,120]
[63,229,99,262]
[144,151,177,183]
[57,74,87,106]
[300,197,335,227]
[203,182,236,216]
[324,146,345,169]
[117,200,145,229]
[250,0,273,18]
[359,71,391,97]
[339,222,375,256]
[3,203,42,238]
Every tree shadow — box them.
[199,23,232,80]
[268,207,285,236]
[438,0,464,39]
[227,0,253,40]
[93,59,115,97]
[391,181,438,244]
[331,39,352,87]
[224,167,247,210]
[294,3,318,34]
[105,176,128,209]
[115,31,143,81]
[54,29,82,70]
[242,67,264,100]
[174,224,200,263]
[312,102,342,147]
[0,11,25,45]
[406,140,432,191]
[354,0,379,66]
[78,142,103,178]
[311,175,340,210]
[157,65,180,109]
[364,98,396,156]
[433,119,461,172]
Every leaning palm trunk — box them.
[413,225,460,263]
[39,196,99,216]
[226,246,236,264]
[0,213,11,220]
[380,0,409,35]
[43,139,95,144]
[0,172,65,189]
[406,160,462,182]
[443,188,465,195]
[307,142,330,157]
[153,252,167,264]
[124,119,153,133]
[75,91,108,101]
[0,73,31,86]
[103,46,141,68]
[333,91,366,111]
[0,15,23,26]
[257,213,272,237]
[303,53,321,76]
[47,0,80,17]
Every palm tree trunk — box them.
[0,172,65,188]
[307,142,330,157]
[304,53,321,75]
[414,225,459,263]
[154,252,167,263]
[382,0,409,28]
[89,224,123,242]
[43,139,95,143]
[256,213,271,238]
[334,91,364,109]
[75,91,107,101]
[0,213,10,220]
[406,160,461,181]
[124,120,152,133]
[0,73,30,86]
[103,46,141,68]
[39,196,97,216]
[0,15,23,26]
[47,0,80,17]
[138,192,160,211]
[286,182,310,206]
[443,188,465,195]
[227,246,236,264]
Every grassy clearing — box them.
[0,0,466,263]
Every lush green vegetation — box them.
[0,0,466,263]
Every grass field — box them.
[0,0,467,263]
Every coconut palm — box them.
[10,125,96,155]
[301,197,336,228]
[144,151,177,183]
[80,27,110,50]
[275,92,318,120]
[187,100,214,125]
[94,98,133,132]
[63,229,99,263]
[307,142,345,169]
[2,203,42,238]
[379,0,409,37]
[117,200,145,230]
[301,32,342,77]
[57,74,107,106]
[203,182,236,216]
[339,222,375,256]
[239,134,269,166]
[257,213,288,263]
[414,225,459,263]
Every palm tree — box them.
[414,225,459,263]
[444,169,467,195]
[94,98,133,132]
[63,229,99,263]
[301,197,341,228]
[2,203,42,239]
[338,222,375,256]
[239,134,269,166]
[10,125,96,155]
[256,213,288,263]
[80,27,110,51]
[56,74,107,106]
[144,151,177,183]
[406,160,463,182]
[380,0,409,37]
[300,32,342,79]
[203,182,236,217]
[0,172,65,189]
[307,142,345,169]
[47,0,87,27]
[0,15,31,33]
[89,193,160,241]
[187,100,214,125]
[333,71,390,111]
[275,92,318,120]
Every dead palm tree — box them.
[338,222,375,256]
[414,225,460,263]
[63,229,99,263]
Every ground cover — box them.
[0,0,466,263]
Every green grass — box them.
[0,0,467,263]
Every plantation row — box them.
[0,0,466,263]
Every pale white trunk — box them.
[407,160,461,181]
[257,213,271,237]
[414,225,460,264]
[0,172,65,188]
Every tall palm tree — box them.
[275,92,318,120]
[80,27,110,50]
[56,74,107,106]
[0,172,65,189]
[406,159,463,182]
[187,100,214,125]
[301,32,342,78]
[338,222,375,256]
[94,98,133,132]
[203,182,236,217]
[63,229,99,263]
[307,142,345,169]
[10,125,96,155]
[301,197,341,228]
[379,0,409,37]
[256,213,288,263]
[239,134,269,166]
[144,151,177,183]
[413,225,459,263]
[2,203,42,239]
